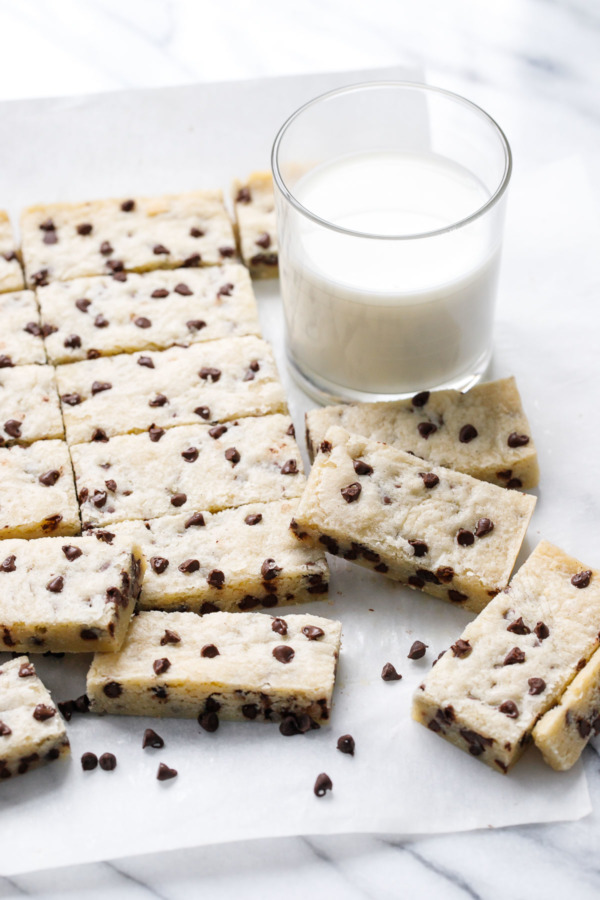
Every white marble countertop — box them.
[1,0,600,897]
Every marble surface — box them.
[1,0,600,896]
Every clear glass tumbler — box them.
[271,82,512,404]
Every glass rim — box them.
[271,80,512,241]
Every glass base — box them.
[287,346,494,406]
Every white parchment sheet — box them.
[0,68,596,874]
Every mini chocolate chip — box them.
[219,246,235,258]
[186,319,206,331]
[61,392,82,406]
[33,704,56,722]
[80,629,99,641]
[24,322,42,336]
[153,244,170,255]
[457,529,475,546]
[411,391,430,407]
[91,381,111,395]
[208,425,228,439]
[160,630,181,647]
[224,447,240,465]
[134,316,152,328]
[181,446,199,462]
[417,422,437,439]
[99,752,117,771]
[217,283,234,298]
[528,677,546,695]
[353,459,373,476]
[3,419,21,438]
[94,314,109,328]
[103,681,122,698]
[81,752,98,770]
[32,269,49,286]
[42,514,63,532]
[19,663,35,678]
[319,441,332,454]
[143,728,165,749]
[408,539,428,557]
[41,324,57,337]
[273,645,295,664]
[475,518,494,538]
[572,570,592,589]
[179,558,200,574]
[281,460,298,475]
[195,406,211,420]
[121,199,135,212]
[236,186,251,203]
[77,223,93,235]
[151,557,169,574]
[62,545,82,561]
[199,367,221,382]
[201,644,219,658]
[91,490,107,508]
[261,558,281,580]
[200,602,220,615]
[39,218,55,232]
[198,711,219,732]
[508,432,530,448]
[245,513,263,525]
[1,555,16,572]
[174,283,192,296]
[408,575,425,589]
[0,720,11,737]
[506,478,523,489]
[419,472,439,488]
[448,590,468,603]
[577,719,592,739]
[241,704,259,719]
[314,773,332,797]
[534,622,550,641]
[46,575,64,593]
[207,569,225,588]
[38,469,61,487]
[507,617,530,635]
[43,230,58,244]
[415,568,440,584]
[302,625,325,641]
[504,647,526,665]
[91,428,109,442]
[151,288,169,298]
[341,482,362,503]
[185,513,205,528]
[459,424,478,443]
[2,250,16,261]
[408,641,428,660]
[190,226,205,237]
[153,658,171,675]
[149,424,165,442]
[499,701,519,718]
[99,241,113,256]
[381,662,402,681]
[0,356,12,368]
[337,734,355,755]
[157,762,177,781]
[451,639,472,657]
[103,479,117,493]
[271,617,287,635]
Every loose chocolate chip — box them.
[148,424,165,442]
[261,558,282,580]
[134,316,152,328]
[412,391,430,407]
[186,319,206,332]
[207,569,225,588]
[507,617,530,635]
[0,355,12,368]
[151,557,169,574]
[46,575,64,593]
[499,701,519,718]
[408,539,428,557]
[174,282,193,296]
[58,701,73,720]
[1,555,16,573]
[99,752,117,771]
[198,711,219,732]
[153,244,170,255]
[245,513,263,526]
[99,241,113,256]
[419,472,439,488]
[156,762,178,781]
[81,752,98,770]
[62,545,82,562]
[19,663,35,677]
[74,694,91,714]
[179,558,200,574]
[181,446,199,462]
[208,425,228,439]
[224,447,240,465]
[451,639,472,658]
[121,199,135,212]
[341,482,362,503]
[336,734,355,756]
[77,223,93,235]
[381,662,402,681]
[281,460,298,475]
[572,570,592,589]
[503,647,526,666]
[314,773,332,797]
[143,728,164,749]
[61,392,82,406]
[534,622,550,641]
[184,513,205,528]
[33,704,56,722]
[302,625,325,641]
[528,677,546,695]
[153,658,171,675]
[448,590,468,603]
[103,681,122,698]
[457,529,475,547]
[3,419,21,438]
[459,424,478,443]
[475,518,494,538]
[94,314,109,328]
[273,645,295,664]
[508,432,530,448]
[160,630,181,647]
[417,422,437,439]
[408,641,428,660]
[271,618,287,635]
[91,381,111,396]
[201,644,219,658]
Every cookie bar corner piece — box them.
[233,172,278,278]
[0,656,70,781]
[0,210,25,294]
[412,540,600,773]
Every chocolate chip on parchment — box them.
[337,734,355,756]
[314,773,332,797]
[157,763,178,781]
[199,367,221,382]
[534,622,550,641]
[224,447,240,465]
[302,625,324,641]
[185,513,205,528]
[419,472,439,488]
[99,753,117,771]
[381,662,402,681]
[103,682,122,698]
[46,575,64,593]
[273,645,295,664]
[201,644,219,658]
[572,570,592,589]
[475,518,494,538]
[451,639,472,657]
[143,728,164,749]
[149,424,165,442]
[271,617,287,635]
[1,555,16,572]
[33,704,56,722]
[181,447,199,462]
[507,617,530,635]
[499,701,519,718]
[408,641,428,660]
[153,658,171,675]
[207,569,225,588]
[160,629,181,646]
[281,459,298,474]
[179,558,200,574]
[408,539,428,557]
[417,422,437,439]
[151,557,169,574]
[528,677,546,695]
[261,558,281,580]
[457,529,475,546]
[62,545,82,561]
[174,282,192,296]
[198,711,219,732]
[81,752,98,770]
[245,513,262,526]
[459,424,478,443]
[507,432,530,448]
[61,392,82,406]
[412,391,430,407]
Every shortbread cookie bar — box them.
[0,365,63,446]
[294,428,535,613]
[0,536,143,652]
[72,414,304,528]
[90,500,328,614]
[412,541,600,773]
[0,290,46,367]
[38,265,260,365]
[57,336,286,445]
[233,173,278,278]
[0,212,24,294]
[21,190,236,286]
[0,656,69,780]
[87,610,341,722]
[0,440,79,539]
[533,646,600,771]
[306,377,539,489]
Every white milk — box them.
[279,151,501,398]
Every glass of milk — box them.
[271,82,512,403]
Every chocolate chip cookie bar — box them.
[0,535,143,652]
[306,377,539,489]
[0,212,24,294]
[0,440,79,539]
[72,413,304,528]
[294,427,535,613]
[0,290,46,367]
[0,365,63,446]
[57,336,286,445]
[90,499,328,614]
[38,265,260,365]
[232,173,278,278]
[0,656,69,781]
[533,645,600,771]
[412,541,600,773]
[21,191,236,286]
[87,610,341,723]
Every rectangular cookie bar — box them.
[532,646,600,771]
[72,413,304,529]
[412,541,600,773]
[294,427,535,613]
[233,173,278,278]
[87,610,341,724]
[0,290,46,368]
[305,376,539,489]
[90,499,328,614]
[0,211,25,294]
[0,365,63,446]
[57,336,286,445]
[0,440,79,539]
[38,264,260,365]
[0,656,69,781]
[0,535,143,653]
[21,190,236,286]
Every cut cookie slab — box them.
[38,264,260,365]
[72,413,304,528]
[90,500,328,614]
[21,190,236,286]
[0,535,143,653]
[294,427,535,613]
[0,440,79,539]
[412,541,600,773]
[0,290,46,367]
[0,211,25,294]
[305,376,539,489]
[57,336,286,445]
[232,173,278,278]
[0,365,63,446]
[0,656,69,781]
[87,610,341,723]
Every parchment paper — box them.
[0,68,594,875]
